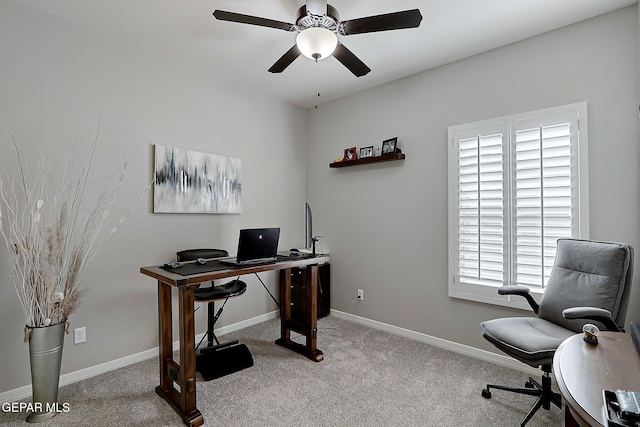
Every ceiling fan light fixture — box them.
[296,27,337,60]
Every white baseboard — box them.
[0,311,279,404]
[329,309,540,377]
[2,309,538,404]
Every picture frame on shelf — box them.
[381,137,398,155]
[359,146,374,159]
[343,147,357,161]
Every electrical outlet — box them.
[357,289,364,300]
[74,327,86,344]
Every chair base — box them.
[196,342,253,381]
[482,372,562,427]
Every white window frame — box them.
[447,103,589,310]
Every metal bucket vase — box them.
[26,321,67,423]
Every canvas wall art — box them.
[154,145,242,213]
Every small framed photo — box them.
[381,137,398,155]
[343,147,357,161]
[359,146,374,159]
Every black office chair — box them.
[176,249,247,351]
[176,249,253,380]
[480,239,634,427]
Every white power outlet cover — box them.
[74,327,86,344]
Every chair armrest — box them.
[498,285,539,314]
[562,307,622,332]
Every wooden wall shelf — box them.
[329,153,405,168]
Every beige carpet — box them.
[2,317,561,426]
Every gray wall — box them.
[1,0,638,397]
[306,6,640,353]
[0,2,306,393]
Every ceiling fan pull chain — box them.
[315,57,320,109]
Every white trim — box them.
[0,311,279,404]
[2,309,540,404]
[330,309,540,377]
[214,310,279,338]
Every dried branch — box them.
[0,125,136,327]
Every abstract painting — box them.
[153,145,242,213]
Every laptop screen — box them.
[236,228,280,263]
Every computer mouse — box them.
[196,258,207,265]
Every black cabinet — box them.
[280,264,330,321]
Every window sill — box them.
[449,286,543,312]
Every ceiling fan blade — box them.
[306,0,328,16]
[340,9,423,35]
[213,10,295,31]
[268,45,302,73]
[332,42,371,77]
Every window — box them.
[448,103,588,310]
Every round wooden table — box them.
[554,332,640,426]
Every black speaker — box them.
[196,343,253,381]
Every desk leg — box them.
[305,265,320,355]
[154,282,203,427]
[279,268,292,342]
[275,265,324,362]
[157,282,173,392]
[561,400,580,427]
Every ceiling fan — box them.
[213,0,422,77]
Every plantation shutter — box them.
[512,115,578,290]
[457,130,505,287]
[449,103,587,309]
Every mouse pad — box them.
[160,254,311,276]
[160,260,231,276]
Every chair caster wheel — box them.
[525,380,535,389]
[482,388,492,398]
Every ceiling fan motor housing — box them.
[296,5,340,33]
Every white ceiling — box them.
[12,0,638,108]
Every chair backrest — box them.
[538,239,634,333]
[176,248,229,262]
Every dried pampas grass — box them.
[0,121,140,327]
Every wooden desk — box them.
[554,332,640,427]
[140,254,330,427]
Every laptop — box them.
[220,228,280,266]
